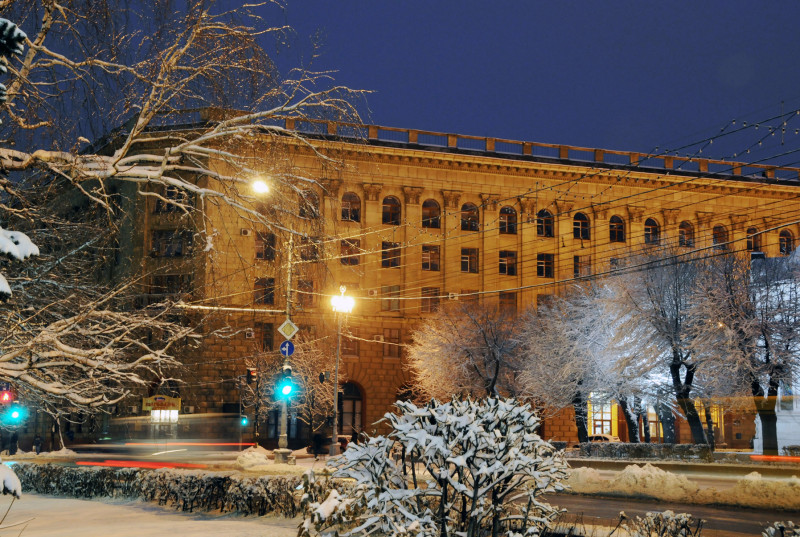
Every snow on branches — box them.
[301,397,568,537]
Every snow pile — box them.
[567,463,800,510]
[0,463,21,499]
[235,446,272,472]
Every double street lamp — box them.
[330,285,354,455]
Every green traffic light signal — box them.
[4,403,26,424]
[240,415,248,426]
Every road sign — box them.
[280,340,295,357]
[277,319,299,340]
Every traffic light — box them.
[3,403,26,425]
[277,364,294,398]
[240,415,249,426]
[246,368,257,384]
[0,390,13,404]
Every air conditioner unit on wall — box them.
[373,335,384,342]
[244,328,255,339]
[183,405,194,414]
[368,289,378,297]
[240,228,252,236]
[448,292,459,300]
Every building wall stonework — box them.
[131,123,800,446]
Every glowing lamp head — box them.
[281,384,293,396]
[10,410,19,419]
[252,179,269,195]
[331,286,355,314]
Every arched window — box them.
[644,218,660,245]
[679,221,694,247]
[746,227,762,252]
[299,190,319,219]
[338,382,363,436]
[341,192,361,222]
[421,199,441,229]
[499,206,517,234]
[537,209,554,237]
[573,212,590,240]
[712,225,729,250]
[382,196,401,225]
[779,230,795,255]
[609,216,625,243]
[461,203,479,231]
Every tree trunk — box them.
[572,391,588,443]
[750,371,780,455]
[618,398,640,443]
[703,403,716,451]
[655,401,676,444]
[676,397,707,445]
[641,410,651,443]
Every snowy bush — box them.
[763,521,800,537]
[301,397,568,537]
[14,463,301,516]
[621,510,704,537]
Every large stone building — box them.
[124,116,800,447]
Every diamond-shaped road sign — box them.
[277,319,299,340]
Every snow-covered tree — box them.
[0,1,362,410]
[600,248,711,444]
[406,301,523,400]
[689,249,800,454]
[301,397,568,537]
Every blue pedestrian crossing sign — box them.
[280,340,295,357]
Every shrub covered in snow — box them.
[621,510,704,537]
[301,397,568,537]
[14,463,301,516]
[0,463,21,499]
[763,521,800,537]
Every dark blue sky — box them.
[273,2,800,165]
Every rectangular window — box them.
[461,248,479,273]
[300,237,320,261]
[254,277,275,305]
[499,250,517,276]
[422,245,440,271]
[256,322,274,351]
[342,328,359,356]
[150,274,192,297]
[383,328,401,358]
[381,285,400,312]
[381,241,401,268]
[537,253,554,278]
[297,280,314,309]
[421,287,440,313]
[153,185,190,214]
[499,291,517,315]
[151,229,191,258]
[255,232,276,261]
[341,239,361,265]
[573,255,591,278]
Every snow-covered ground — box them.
[567,463,800,510]
[0,494,299,537]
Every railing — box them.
[186,109,800,182]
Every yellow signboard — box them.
[142,395,181,411]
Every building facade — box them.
[126,118,800,447]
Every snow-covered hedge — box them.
[577,442,713,461]
[302,397,568,537]
[14,463,301,516]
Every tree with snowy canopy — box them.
[301,397,568,537]
[0,1,363,410]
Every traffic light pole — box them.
[274,236,293,465]
[330,311,342,456]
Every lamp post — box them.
[330,285,354,455]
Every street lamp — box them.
[330,285,355,455]
[252,178,269,195]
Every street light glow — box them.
[331,286,355,313]
[252,179,269,194]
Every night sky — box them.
[268,1,800,167]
